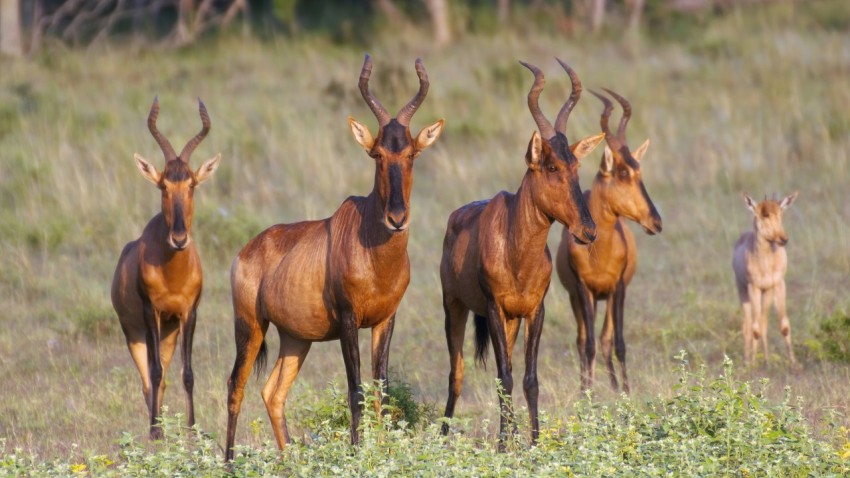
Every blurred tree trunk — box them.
[591,0,605,33]
[375,0,406,24]
[498,0,510,25]
[424,0,450,47]
[174,0,195,46]
[628,0,645,33]
[0,0,23,57]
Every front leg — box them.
[571,280,596,391]
[613,279,629,394]
[339,309,362,446]
[748,285,763,365]
[181,306,198,427]
[142,297,164,440]
[523,303,545,444]
[371,314,396,416]
[486,300,514,449]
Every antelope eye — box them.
[372,153,382,160]
[547,164,557,173]
[619,168,629,178]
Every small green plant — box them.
[812,310,850,363]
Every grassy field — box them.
[1,1,850,473]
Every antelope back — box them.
[133,98,221,250]
[348,55,444,233]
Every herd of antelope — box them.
[110,54,798,459]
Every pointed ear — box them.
[570,132,605,160]
[414,119,444,153]
[348,117,375,152]
[526,131,544,170]
[780,191,798,210]
[599,145,615,175]
[632,138,650,163]
[743,194,758,215]
[194,153,221,186]
[134,154,161,185]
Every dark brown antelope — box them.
[440,59,604,446]
[732,192,798,366]
[111,98,220,439]
[555,89,662,394]
[224,55,443,461]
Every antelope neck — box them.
[508,177,553,256]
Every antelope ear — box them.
[780,191,798,210]
[600,145,615,175]
[134,154,161,185]
[743,194,758,215]
[414,119,444,152]
[348,117,375,152]
[194,153,221,185]
[525,130,544,170]
[570,132,605,160]
[632,138,650,163]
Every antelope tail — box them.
[473,314,490,367]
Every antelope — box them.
[732,192,798,366]
[224,55,444,461]
[440,59,604,446]
[555,89,662,394]
[111,98,221,439]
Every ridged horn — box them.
[553,58,582,135]
[590,89,625,152]
[601,87,631,145]
[179,98,211,162]
[519,61,557,140]
[358,54,391,127]
[147,97,177,161]
[396,58,430,127]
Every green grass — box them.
[1,0,850,472]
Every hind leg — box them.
[571,283,596,391]
[613,280,629,393]
[600,298,617,391]
[760,288,773,363]
[442,297,469,434]
[225,316,268,461]
[748,286,763,365]
[263,333,311,450]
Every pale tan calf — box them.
[732,192,798,366]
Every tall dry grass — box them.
[1,1,849,458]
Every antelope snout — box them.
[169,233,191,250]
[572,222,597,245]
[776,236,788,246]
[385,211,409,233]
[642,215,663,236]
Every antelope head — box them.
[519,60,604,245]
[134,98,221,250]
[744,192,797,246]
[590,89,662,235]
[348,55,444,233]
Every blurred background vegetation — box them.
[1,0,849,463]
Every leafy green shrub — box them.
[810,310,850,363]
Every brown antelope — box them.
[555,89,662,394]
[732,192,798,366]
[111,98,221,439]
[224,55,444,461]
[440,59,604,446]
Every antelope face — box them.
[526,131,604,244]
[349,118,444,233]
[745,192,797,246]
[599,141,662,235]
[135,154,221,251]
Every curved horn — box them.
[358,54,391,127]
[601,87,631,144]
[396,58,430,127]
[179,98,211,162]
[147,97,177,161]
[553,58,582,135]
[590,89,625,152]
[519,61,556,140]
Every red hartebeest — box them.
[555,89,662,393]
[732,192,798,366]
[440,60,604,446]
[224,55,444,461]
[111,98,221,439]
